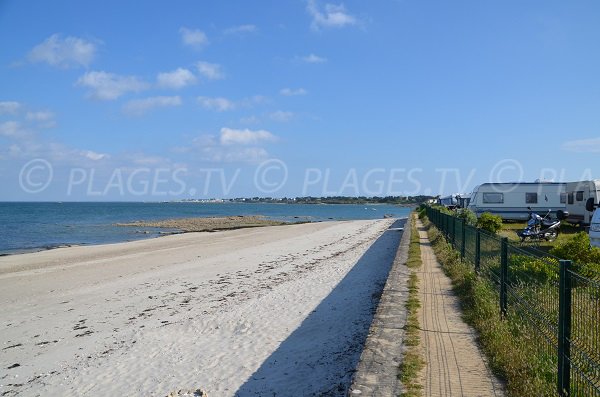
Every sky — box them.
[1,0,600,201]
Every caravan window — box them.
[525,193,538,204]
[568,192,574,204]
[560,193,566,204]
[483,192,503,204]
[576,191,584,201]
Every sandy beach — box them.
[0,218,403,396]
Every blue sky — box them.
[1,1,600,200]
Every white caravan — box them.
[438,193,470,209]
[564,180,600,226]
[467,182,566,221]
[456,193,471,209]
[438,195,458,209]
[589,207,600,248]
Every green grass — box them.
[499,220,581,254]
[423,217,558,397]
[398,213,425,397]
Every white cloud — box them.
[76,71,149,100]
[126,153,171,166]
[280,88,307,96]
[157,68,197,89]
[180,27,209,48]
[81,150,109,161]
[0,121,27,138]
[197,96,235,112]
[224,24,257,35]
[196,61,224,80]
[269,111,294,122]
[562,137,600,153]
[28,34,97,68]
[188,132,272,163]
[197,145,269,163]
[26,110,56,128]
[123,96,182,116]
[220,127,277,145]
[222,147,268,162]
[192,134,218,148]
[302,54,327,63]
[26,111,54,122]
[0,101,22,114]
[307,0,359,31]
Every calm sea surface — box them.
[0,202,411,255]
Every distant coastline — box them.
[0,202,413,256]
[174,195,432,205]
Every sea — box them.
[0,202,411,255]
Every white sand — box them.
[0,219,401,396]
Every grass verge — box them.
[398,213,424,397]
[422,215,556,397]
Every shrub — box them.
[477,212,503,234]
[550,232,600,264]
[509,255,559,285]
[456,208,477,226]
[431,204,454,215]
[549,232,600,276]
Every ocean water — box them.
[0,202,411,255]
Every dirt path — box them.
[416,219,505,397]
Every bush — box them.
[550,232,600,264]
[456,208,477,226]
[549,232,600,276]
[477,212,503,234]
[509,255,559,285]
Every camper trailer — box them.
[456,193,471,209]
[467,182,566,221]
[438,193,471,209]
[438,195,458,209]
[564,180,600,226]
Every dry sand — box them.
[0,219,402,396]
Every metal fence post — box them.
[443,214,447,237]
[475,229,481,273]
[500,237,508,317]
[558,259,572,397]
[461,221,466,259]
[443,213,446,236]
[451,216,456,248]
